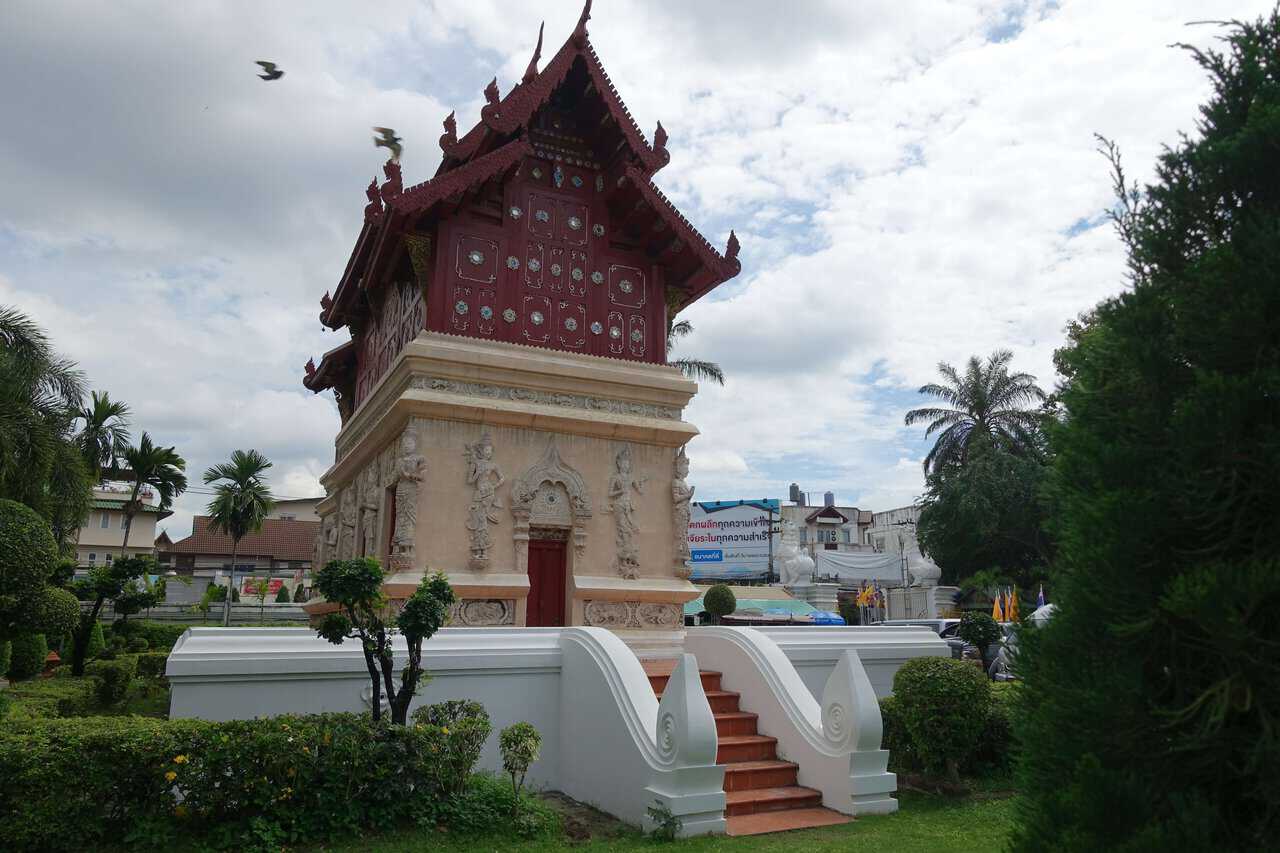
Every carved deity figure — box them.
[338,487,358,559]
[464,433,505,570]
[774,519,815,587]
[671,448,695,579]
[359,465,380,559]
[607,445,646,579]
[391,429,426,572]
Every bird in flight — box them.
[255,61,284,81]
[373,127,403,161]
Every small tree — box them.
[314,558,454,724]
[702,584,736,625]
[275,584,292,604]
[203,449,274,627]
[499,722,542,818]
[292,583,307,603]
[68,555,156,675]
[957,611,1003,668]
[252,577,269,623]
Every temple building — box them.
[303,4,740,646]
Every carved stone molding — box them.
[511,441,592,578]
[448,598,516,627]
[411,375,680,421]
[583,600,682,630]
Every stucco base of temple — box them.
[309,332,704,631]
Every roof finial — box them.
[363,177,383,221]
[484,77,501,106]
[653,121,668,153]
[523,21,544,84]
[320,291,333,311]
[440,110,457,151]
[304,358,316,379]
[572,0,592,46]
[725,230,740,262]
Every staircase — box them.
[644,661,852,836]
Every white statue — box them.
[671,448,694,579]
[607,445,645,579]
[774,519,815,587]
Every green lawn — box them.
[313,792,1015,853]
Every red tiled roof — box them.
[164,516,318,562]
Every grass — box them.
[312,791,1016,853]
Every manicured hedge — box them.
[881,678,1017,776]
[1,677,94,721]
[103,620,190,651]
[0,713,466,851]
[135,651,169,685]
[6,633,48,681]
[892,656,991,778]
[85,655,137,705]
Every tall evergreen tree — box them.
[1013,11,1280,851]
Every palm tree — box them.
[119,432,187,556]
[75,391,131,484]
[666,319,725,385]
[904,350,1046,475]
[203,449,274,627]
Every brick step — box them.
[725,786,824,817]
[725,807,853,837]
[722,759,800,792]
[717,734,778,764]
[646,669,722,695]
[714,711,759,737]
[702,689,742,713]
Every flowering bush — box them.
[0,713,452,852]
[412,700,491,795]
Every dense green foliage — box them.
[68,555,159,675]
[315,559,455,724]
[275,584,292,603]
[893,657,991,782]
[0,639,9,675]
[702,584,736,621]
[84,621,105,659]
[1013,13,1280,851]
[916,439,1051,587]
[85,654,137,705]
[118,432,186,554]
[413,772,559,840]
[103,619,189,651]
[74,390,130,484]
[6,632,48,681]
[412,700,492,796]
[881,682,1017,779]
[904,350,1046,475]
[499,722,542,818]
[0,712,508,852]
[957,612,1002,650]
[0,499,80,642]
[0,306,93,552]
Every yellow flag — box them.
[992,591,1004,622]
[1008,588,1020,621]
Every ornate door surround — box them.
[510,441,592,583]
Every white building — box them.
[72,484,170,567]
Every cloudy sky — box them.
[0,0,1267,538]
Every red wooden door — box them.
[527,540,567,627]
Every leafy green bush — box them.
[7,633,48,681]
[878,695,917,772]
[972,682,1015,772]
[126,636,150,652]
[958,611,1002,649]
[413,772,557,839]
[1,677,94,721]
[0,691,10,720]
[84,622,105,659]
[0,713,452,852]
[275,585,292,603]
[0,500,59,628]
[412,700,492,795]
[85,655,137,706]
[135,651,168,684]
[292,584,307,603]
[702,584,736,623]
[0,639,9,675]
[104,620,188,651]
[499,722,542,818]
[893,656,991,782]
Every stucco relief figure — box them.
[671,447,694,580]
[391,429,426,572]
[775,519,815,587]
[607,445,646,579]
[464,433,505,570]
[359,466,380,559]
[321,514,338,567]
[338,487,358,559]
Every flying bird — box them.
[373,127,403,161]
[255,61,284,81]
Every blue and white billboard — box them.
[687,499,779,581]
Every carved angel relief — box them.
[671,447,694,580]
[607,445,646,579]
[390,428,426,573]
[339,487,358,559]
[464,433,504,570]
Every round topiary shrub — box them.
[6,632,49,681]
[126,636,150,652]
[703,584,736,624]
[0,499,58,636]
[34,586,80,639]
[893,655,991,782]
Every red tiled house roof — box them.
[166,517,318,562]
